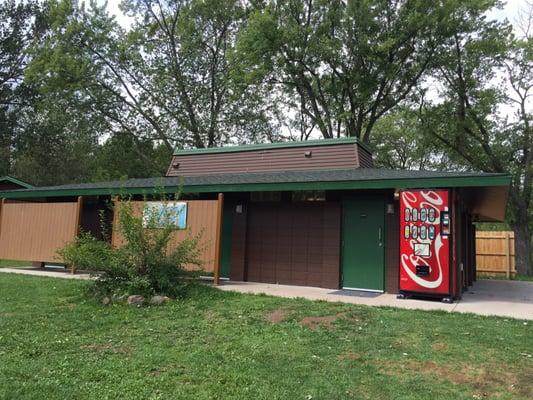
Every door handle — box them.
[378,227,382,245]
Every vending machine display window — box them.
[413,243,430,257]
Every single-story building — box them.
[0,138,510,300]
[0,176,33,191]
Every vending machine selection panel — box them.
[399,190,450,295]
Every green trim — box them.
[173,137,372,156]
[0,176,33,189]
[0,174,511,199]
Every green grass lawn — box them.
[0,274,531,400]
[0,259,31,268]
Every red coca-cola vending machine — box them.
[398,189,455,302]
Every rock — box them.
[149,295,170,305]
[127,295,145,306]
[101,296,111,306]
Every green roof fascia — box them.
[0,176,33,189]
[173,137,372,156]
[0,174,511,199]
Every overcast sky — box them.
[100,0,529,31]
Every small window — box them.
[292,190,326,202]
[250,191,281,202]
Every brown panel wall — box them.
[245,202,341,289]
[229,205,247,281]
[167,143,362,176]
[112,200,219,272]
[385,203,400,294]
[0,201,79,262]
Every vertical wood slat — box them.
[505,231,511,279]
[213,193,224,286]
[475,231,516,276]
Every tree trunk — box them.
[512,218,532,276]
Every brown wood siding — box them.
[358,147,374,168]
[385,203,400,294]
[229,204,247,281]
[0,182,25,191]
[0,201,79,262]
[167,143,361,176]
[112,200,219,272]
[245,202,341,289]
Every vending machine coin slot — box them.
[441,210,450,236]
[416,265,430,276]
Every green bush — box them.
[59,196,202,298]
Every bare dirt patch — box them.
[266,308,292,324]
[81,343,131,354]
[431,341,448,352]
[337,351,363,361]
[300,313,345,330]
[378,360,532,398]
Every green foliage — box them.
[59,196,201,298]
[235,0,500,142]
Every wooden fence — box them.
[475,231,515,278]
[111,199,220,273]
[0,199,81,263]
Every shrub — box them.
[59,195,202,298]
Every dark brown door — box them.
[246,202,341,288]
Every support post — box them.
[213,193,224,286]
[505,231,511,279]
[71,196,83,274]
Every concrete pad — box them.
[218,280,533,320]
[0,267,92,280]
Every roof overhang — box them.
[462,185,510,222]
[0,176,34,190]
[0,171,511,203]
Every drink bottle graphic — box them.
[428,225,435,240]
[428,208,435,222]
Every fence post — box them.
[505,231,511,279]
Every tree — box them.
[28,0,279,154]
[419,3,532,275]
[0,0,40,176]
[234,0,501,143]
[369,107,452,170]
[92,133,170,182]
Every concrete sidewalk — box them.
[0,267,92,280]
[1,267,531,320]
[218,280,533,320]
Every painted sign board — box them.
[142,201,187,229]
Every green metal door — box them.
[342,198,385,291]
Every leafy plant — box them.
[59,195,202,298]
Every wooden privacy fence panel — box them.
[0,201,79,262]
[112,200,219,272]
[475,231,515,277]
